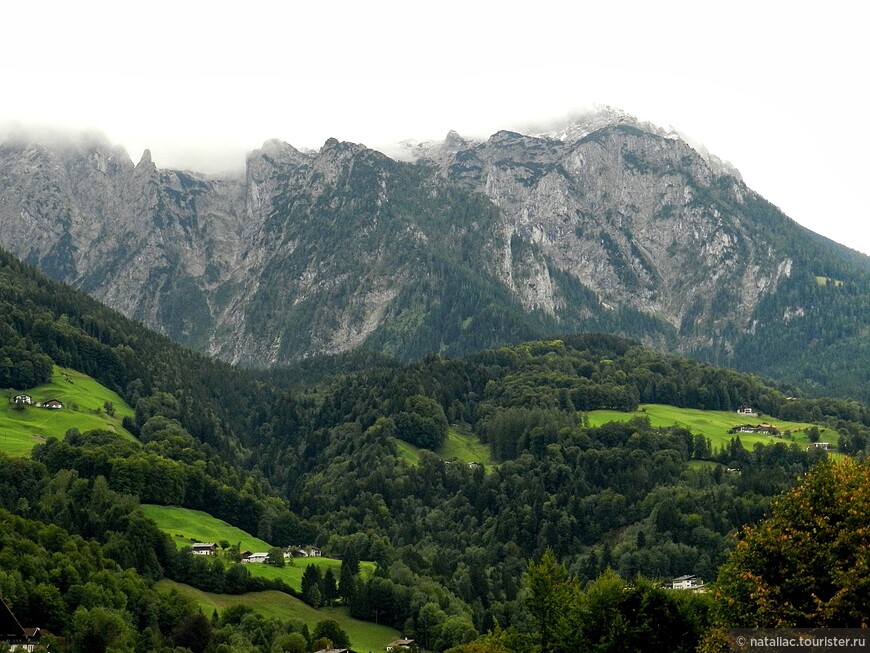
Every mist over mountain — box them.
[2,108,869,400]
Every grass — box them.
[246,558,376,592]
[141,504,273,552]
[155,579,400,653]
[587,403,840,452]
[0,366,136,456]
[394,427,494,472]
[392,438,421,466]
[440,428,491,465]
[816,276,844,287]
[142,503,377,592]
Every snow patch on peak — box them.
[529,104,677,143]
[529,105,742,180]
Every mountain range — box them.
[2,108,869,400]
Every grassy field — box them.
[816,275,844,287]
[141,504,273,552]
[246,558,376,592]
[392,438,421,466]
[142,504,377,592]
[440,428,491,465]
[155,579,400,652]
[588,403,840,451]
[394,427,494,471]
[0,366,136,456]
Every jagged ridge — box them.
[2,110,870,402]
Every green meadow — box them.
[141,504,273,552]
[394,427,493,471]
[588,403,839,451]
[155,579,400,653]
[816,275,844,287]
[392,437,422,466]
[142,503,376,592]
[246,558,376,593]
[440,428,491,465]
[0,365,136,456]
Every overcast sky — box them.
[3,0,868,253]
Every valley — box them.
[0,0,867,643]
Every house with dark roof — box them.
[289,545,322,558]
[730,423,779,435]
[1,596,44,651]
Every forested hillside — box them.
[3,249,870,651]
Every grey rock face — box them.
[434,124,790,352]
[0,112,833,366]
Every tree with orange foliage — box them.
[713,457,870,628]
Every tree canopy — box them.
[713,457,870,628]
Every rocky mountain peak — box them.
[136,149,153,167]
[444,130,466,150]
[247,139,310,172]
[526,107,742,179]
[476,129,562,164]
[530,105,663,143]
[312,138,371,178]
[1,117,865,394]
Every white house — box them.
[736,407,758,417]
[666,575,705,591]
[11,394,32,405]
[293,546,322,558]
[243,552,269,564]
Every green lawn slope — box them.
[394,427,493,471]
[142,504,376,592]
[155,579,400,653]
[0,365,136,456]
[588,403,840,451]
[141,504,273,552]
[246,558,376,593]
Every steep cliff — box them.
[1,112,868,397]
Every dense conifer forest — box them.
[3,248,870,651]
